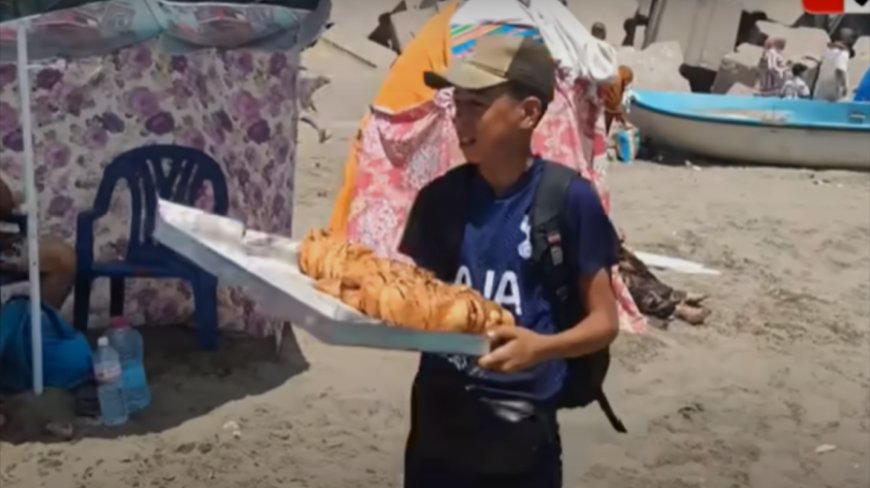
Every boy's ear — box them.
[519,97,544,130]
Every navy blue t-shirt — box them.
[401,158,618,403]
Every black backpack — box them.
[402,160,626,433]
[529,162,626,433]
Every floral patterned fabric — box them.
[0,40,302,337]
[346,72,647,334]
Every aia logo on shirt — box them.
[803,0,870,13]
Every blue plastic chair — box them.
[0,213,28,287]
[73,145,229,350]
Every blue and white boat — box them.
[628,90,870,170]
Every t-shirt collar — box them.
[473,156,544,201]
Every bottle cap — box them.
[109,316,129,329]
[98,336,108,347]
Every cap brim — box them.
[423,61,507,91]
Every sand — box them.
[2,10,870,487]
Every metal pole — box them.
[16,20,44,395]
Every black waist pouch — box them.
[406,375,559,476]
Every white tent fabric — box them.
[451,0,618,83]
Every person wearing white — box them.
[813,42,849,101]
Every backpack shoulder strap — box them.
[530,162,577,242]
[530,161,580,322]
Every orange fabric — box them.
[328,1,458,234]
[603,65,633,115]
[327,114,367,237]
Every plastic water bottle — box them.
[94,337,128,426]
[107,316,151,413]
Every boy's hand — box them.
[478,326,549,373]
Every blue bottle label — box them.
[122,364,150,411]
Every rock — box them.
[370,0,445,50]
[836,14,870,40]
[636,0,654,21]
[175,442,197,454]
[633,25,646,49]
[567,0,638,45]
[711,43,763,94]
[404,0,443,8]
[320,25,397,70]
[854,36,870,59]
[815,444,837,454]
[387,6,439,53]
[750,21,830,62]
[727,82,756,96]
[744,0,805,26]
[645,0,742,70]
[617,42,691,92]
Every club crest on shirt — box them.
[518,215,532,260]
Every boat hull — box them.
[628,91,870,170]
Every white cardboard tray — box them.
[152,199,489,356]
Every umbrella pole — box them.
[16,21,44,396]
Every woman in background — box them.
[603,65,634,134]
[757,37,788,97]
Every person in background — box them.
[757,37,788,97]
[780,64,810,99]
[604,65,634,134]
[590,22,606,42]
[853,66,870,102]
[813,29,855,102]
[1,174,78,433]
[0,174,76,310]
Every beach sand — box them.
[2,19,870,488]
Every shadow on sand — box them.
[0,324,308,444]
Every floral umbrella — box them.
[0,0,329,394]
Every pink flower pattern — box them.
[0,41,306,337]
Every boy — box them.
[780,64,810,99]
[399,35,620,487]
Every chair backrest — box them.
[89,144,229,255]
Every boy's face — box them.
[452,85,542,163]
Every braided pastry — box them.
[299,229,515,334]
